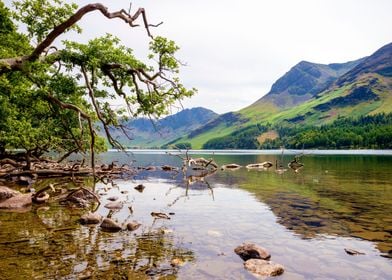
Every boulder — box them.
[234,243,271,261]
[80,212,102,224]
[107,196,119,201]
[126,221,141,231]
[0,193,32,209]
[0,186,19,201]
[100,218,122,232]
[244,259,284,277]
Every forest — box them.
[203,113,392,149]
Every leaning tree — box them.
[0,0,195,170]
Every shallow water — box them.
[0,151,391,279]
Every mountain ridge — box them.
[173,41,392,149]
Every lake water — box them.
[0,150,391,279]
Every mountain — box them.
[174,42,392,149]
[110,107,218,148]
[250,58,364,109]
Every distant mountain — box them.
[336,42,392,86]
[250,58,364,109]
[110,107,218,148]
[174,41,392,149]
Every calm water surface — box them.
[0,150,391,279]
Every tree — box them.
[0,0,195,170]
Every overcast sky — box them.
[6,0,392,114]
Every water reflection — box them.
[1,152,391,279]
[0,180,195,279]
[210,154,392,258]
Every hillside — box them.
[175,42,392,149]
[109,107,217,148]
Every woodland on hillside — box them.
[202,113,392,150]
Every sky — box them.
[5,0,392,114]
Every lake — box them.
[0,150,391,279]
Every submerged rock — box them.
[100,218,122,232]
[65,188,99,208]
[80,212,102,224]
[126,221,141,231]
[104,201,123,210]
[244,259,284,277]
[234,243,271,261]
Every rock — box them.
[145,166,156,171]
[104,201,123,210]
[0,193,32,209]
[151,212,170,219]
[107,196,119,201]
[0,186,19,201]
[170,258,185,267]
[221,163,241,170]
[17,176,33,185]
[66,188,99,208]
[244,259,284,277]
[234,243,271,261]
[100,218,122,232]
[126,221,141,231]
[134,184,145,193]
[345,248,365,255]
[80,212,102,224]
[246,161,273,169]
[161,165,177,171]
[33,191,49,203]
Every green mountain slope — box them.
[176,42,392,149]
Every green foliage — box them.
[12,0,80,42]
[202,113,392,150]
[0,0,195,162]
[173,142,192,150]
[261,113,392,149]
[203,124,268,149]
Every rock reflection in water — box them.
[0,179,194,279]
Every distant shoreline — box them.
[107,149,392,156]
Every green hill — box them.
[173,42,392,149]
